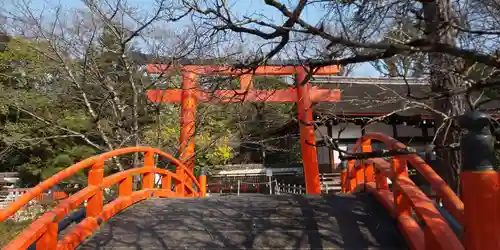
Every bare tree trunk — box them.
[257,105,266,165]
[430,71,467,192]
[423,0,468,193]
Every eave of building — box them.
[310,76,429,85]
[0,173,19,184]
[210,167,303,177]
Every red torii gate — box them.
[146,64,341,194]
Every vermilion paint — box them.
[341,133,465,250]
[179,72,198,172]
[296,69,321,194]
[147,64,340,195]
[198,175,207,197]
[461,171,500,250]
[0,147,203,250]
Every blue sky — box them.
[219,1,380,76]
[13,0,381,76]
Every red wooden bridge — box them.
[1,131,496,250]
[0,64,498,249]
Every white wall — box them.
[315,122,427,167]
[314,125,328,139]
[333,145,348,164]
[316,122,426,140]
[331,123,363,139]
[316,146,330,164]
[316,123,374,140]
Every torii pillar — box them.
[146,64,341,194]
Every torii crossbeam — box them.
[146,63,341,194]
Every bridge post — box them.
[361,139,374,191]
[458,111,500,250]
[87,160,104,217]
[36,221,58,249]
[392,155,411,217]
[347,160,356,192]
[142,151,155,189]
[340,160,347,192]
[176,167,185,196]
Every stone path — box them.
[78,193,407,249]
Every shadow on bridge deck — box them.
[77,193,407,249]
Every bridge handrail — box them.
[346,133,464,222]
[0,146,204,250]
[0,146,199,221]
[342,133,464,250]
[0,156,97,221]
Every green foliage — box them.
[0,220,33,248]
[141,75,297,169]
[56,111,93,132]
[143,103,236,168]
[0,37,55,87]
[0,28,299,189]
[0,36,97,187]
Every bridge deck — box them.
[78,193,407,249]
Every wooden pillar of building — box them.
[392,123,398,138]
[360,121,367,136]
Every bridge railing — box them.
[341,133,464,250]
[0,146,206,250]
[342,111,500,250]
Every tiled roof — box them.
[209,163,302,172]
[314,82,434,117]
[311,78,500,117]
[264,78,500,136]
